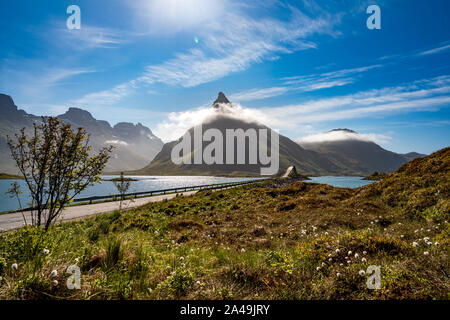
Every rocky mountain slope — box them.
[0,94,163,173]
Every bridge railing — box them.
[72,178,270,204]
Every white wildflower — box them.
[336,273,341,277]
[316,266,321,271]
[347,251,352,256]
[50,270,58,277]
[354,253,359,259]
[43,249,50,255]
[434,242,439,246]
[241,248,246,253]
[52,280,58,286]
[423,251,429,256]
[179,256,184,261]
[11,263,18,270]
[363,251,367,255]
[359,270,365,276]
[361,258,367,262]
[335,249,340,253]
[412,242,419,247]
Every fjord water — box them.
[0,176,264,212]
[0,175,374,212]
[306,176,374,188]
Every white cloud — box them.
[153,75,450,141]
[75,80,138,106]
[57,26,126,50]
[417,44,450,56]
[229,87,289,101]
[228,64,381,102]
[297,130,392,144]
[75,5,337,106]
[105,140,129,146]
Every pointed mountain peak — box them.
[213,92,231,106]
[58,107,96,124]
[0,94,17,111]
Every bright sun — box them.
[138,0,225,32]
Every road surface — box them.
[0,191,197,233]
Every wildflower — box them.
[328,253,332,257]
[363,251,367,255]
[190,249,194,252]
[52,280,58,286]
[336,273,341,277]
[358,270,366,276]
[181,263,185,268]
[340,263,344,267]
[196,280,201,286]
[424,251,429,256]
[171,240,175,244]
[347,251,352,256]
[412,242,419,247]
[347,260,351,264]
[434,242,439,246]
[400,235,404,238]
[316,266,321,271]
[50,270,58,278]
[11,263,18,270]
[179,256,184,261]
[321,262,326,267]
[329,258,333,262]
[335,249,340,253]
[324,232,329,235]
[354,253,359,259]
[172,271,176,276]
[75,258,79,263]
[361,258,367,262]
[423,237,430,242]
[43,249,50,255]
[241,248,246,253]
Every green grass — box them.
[0,173,23,180]
[0,148,448,300]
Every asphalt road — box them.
[0,191,197,233]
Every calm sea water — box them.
[0,175,374,212]
[306,176,374,189]
[0,175,263,212]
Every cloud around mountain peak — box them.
[297,129,391,145]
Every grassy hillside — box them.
[0,148,448,300]
[0,172,23,180]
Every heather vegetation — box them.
[0,148,448,300]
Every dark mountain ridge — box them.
[0,94,164,173]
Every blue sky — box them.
[0,0,449,154]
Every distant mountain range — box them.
[0,94,163,173]
[298,128,425,175]
[130,92,425,176]
[0,92,425,177]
